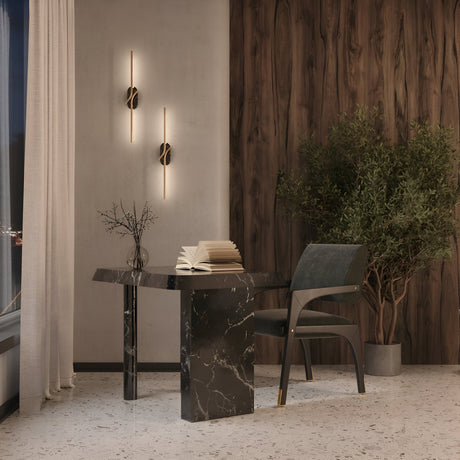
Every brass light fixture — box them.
[159,107,171,200]
[125,50,138,143]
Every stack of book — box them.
[175,240,244,272]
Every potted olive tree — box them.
[277,107,459,375]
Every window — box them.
[0,0,28,319]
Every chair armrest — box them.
[281,285,361,336]
[291,285,360,311]
[285,285,361,332]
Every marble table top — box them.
[93,266,289,291]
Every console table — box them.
[92,266,288,422]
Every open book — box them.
[175,240,244,272]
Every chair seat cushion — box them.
[254,308,353,337]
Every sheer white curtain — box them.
[20,0,75,414]
[0,3,12,317]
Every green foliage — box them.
[277,107,460,343]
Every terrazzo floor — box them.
[0,365,459,459]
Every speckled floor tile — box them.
[0,365,459,459]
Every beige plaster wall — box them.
[74,0,229,362]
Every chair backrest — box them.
[290,244,368,302]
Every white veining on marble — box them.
[224,312,252,335]
[1,365,459,459]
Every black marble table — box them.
[92,266,288,422]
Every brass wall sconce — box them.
[125,50,138,143]
[159,107,171,200]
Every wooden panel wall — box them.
[230,0,460,364]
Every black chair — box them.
[255,243,368,406]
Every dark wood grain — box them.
[230,0,460,364]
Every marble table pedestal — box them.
[124,285,138,400]
[180,288,255,422]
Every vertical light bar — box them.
[125,50,138,143]
[163,107,166,199]
[159,107,171,199]
[130,50,134,143]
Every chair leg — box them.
[278,331,296,406]
[300,339,313,381]
[342,326,365,394]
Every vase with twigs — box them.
[98,201,157,270]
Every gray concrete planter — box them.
[364,342,401,376]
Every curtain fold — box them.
[0,2,12,317]
[20,0,75,415]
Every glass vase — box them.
[126,243,149,270]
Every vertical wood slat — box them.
[230,0,460,365]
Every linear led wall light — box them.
[125,50,139,143]
[159,107,171,200]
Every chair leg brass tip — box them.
[359,391,366,395]
[278,403,286,407]
[307,379,313,382]
[277,389,284,406]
